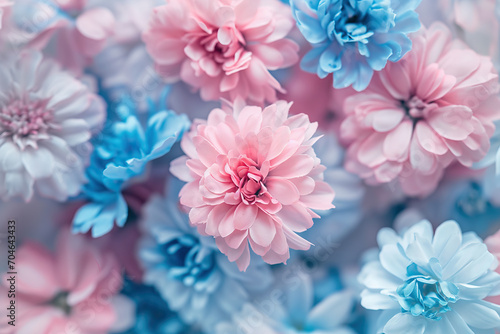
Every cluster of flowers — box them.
[2,0,500,333]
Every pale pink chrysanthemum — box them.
[143,0,299,105]
[170,101,335,271]
[340,23,500,197]
[13,0,115,74]
[0,50,105,202]
[0,230,130,334]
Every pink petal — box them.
[367,108,405,132]
[179,181,205,208]
[270,155,315,178]
[225,230,249,249]
[426,105,474,141]
[269,227,289,255]
[289,176,315,196]
[75,8,115,56]
[15,242,57,301]
[300,181,335,210]
[277,204,314,232]
[236,244,251,271]
[233,203,259,230]
[265,177,300,205]
[193,136,221,167]
[237,106,263,137]
[189,206,212,225]
[357,132,387,167]
[218,205,237,237]
[383,120,412,162]
[249,210,276,247]
[170,156,193,182]
[282,225,311,251]
[415,122,448,155]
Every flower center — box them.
[396,276,458,320]
[401,96,438,125]
[188,28,251,75]
[332,0,395,44]
[49,291,71,315]
[0,99,53,140]
[161,235,215,288]
[237,165,267,204]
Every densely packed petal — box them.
[170,100,335,270]
[291,0,422,91]
[359,219,500,333]
[143,0,299,104]
[340,23,500,197]
[0,50,105,202]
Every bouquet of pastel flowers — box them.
[2,0,500,333]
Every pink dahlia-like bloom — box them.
[340,23,500,197]
[143,0,299,104]
[170,101,335,271]
[0,231,126,334]
[14,0,115,74]
[0,50,105,202]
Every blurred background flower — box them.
[72,89,190,237]
[137,178,274,332]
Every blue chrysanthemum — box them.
[137,179,273,332]
[359,220,500,333]
[117,278,201,334]
[72,90,190,237]
[291,0,421,91]
[216,272,355,334]
[393,178,500,238]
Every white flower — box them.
[0,50,105,201]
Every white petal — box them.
[21,146,54,179]
[0,141,22,171]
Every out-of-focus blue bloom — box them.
[72,90,190,237]
[137,179,273,332]
[393,176,500,238]
[290,0,421,91]
[117,278,201,334]
[359,220,500,333]
[216,272,356,334]
[302,133,366,254]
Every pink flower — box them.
[143,0,299,105]
[170,101,335,271]
[15,0,115,74]
[0,1,11,29]
[0,230,126,334]
[340,23,500,197]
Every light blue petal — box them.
[383,313,426,334]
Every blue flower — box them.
[137,179,273,332]
[359,220,500,333]
[392,176,500,238]
[117,278,201,334]
[216,272,356,334]
[290,0,421,91]
[72,90,190,237]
